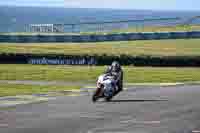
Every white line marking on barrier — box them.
[192,131,200,133]
[120,119,160,124]
[0,124,9,127]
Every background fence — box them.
[1,31,200,43]
[0,53,200,67]
[24,16,200,34]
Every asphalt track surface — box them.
[0,85,200,133]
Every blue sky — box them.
[0,0,200,11]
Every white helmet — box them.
[111,61,121,72]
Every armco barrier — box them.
[0,53,200,66]
[0,54,97,65]
[1,31,200,43]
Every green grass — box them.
[1,25,200,35]
[0,39,200,56]
[1,64,200,96]
[0,83,81,97]
[107,25,200,34]
[0,64,200,83]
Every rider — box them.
[105,61,123,95]
[104,66,112,74]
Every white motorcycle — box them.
[92,74,116,102]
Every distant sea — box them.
[0,6,200,32]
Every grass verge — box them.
[0,83,81,97]
[0,64,200,83]
[0,39,200,57]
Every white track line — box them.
[192,131,200,133]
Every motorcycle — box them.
[92,74,116,102]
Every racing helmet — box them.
[111,61,121,72]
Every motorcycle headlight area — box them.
[104,87,113,97]
[103,83,114,97]
[104,83,112,90]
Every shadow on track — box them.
[107,99,168,103]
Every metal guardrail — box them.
[1,31,200,43]
[27,17,183,33]
[27,16,200,33]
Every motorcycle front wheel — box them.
[92,95,98,102]
[92,87,101,102]
[105,96,112,102]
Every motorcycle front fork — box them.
[95,87,104,97]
